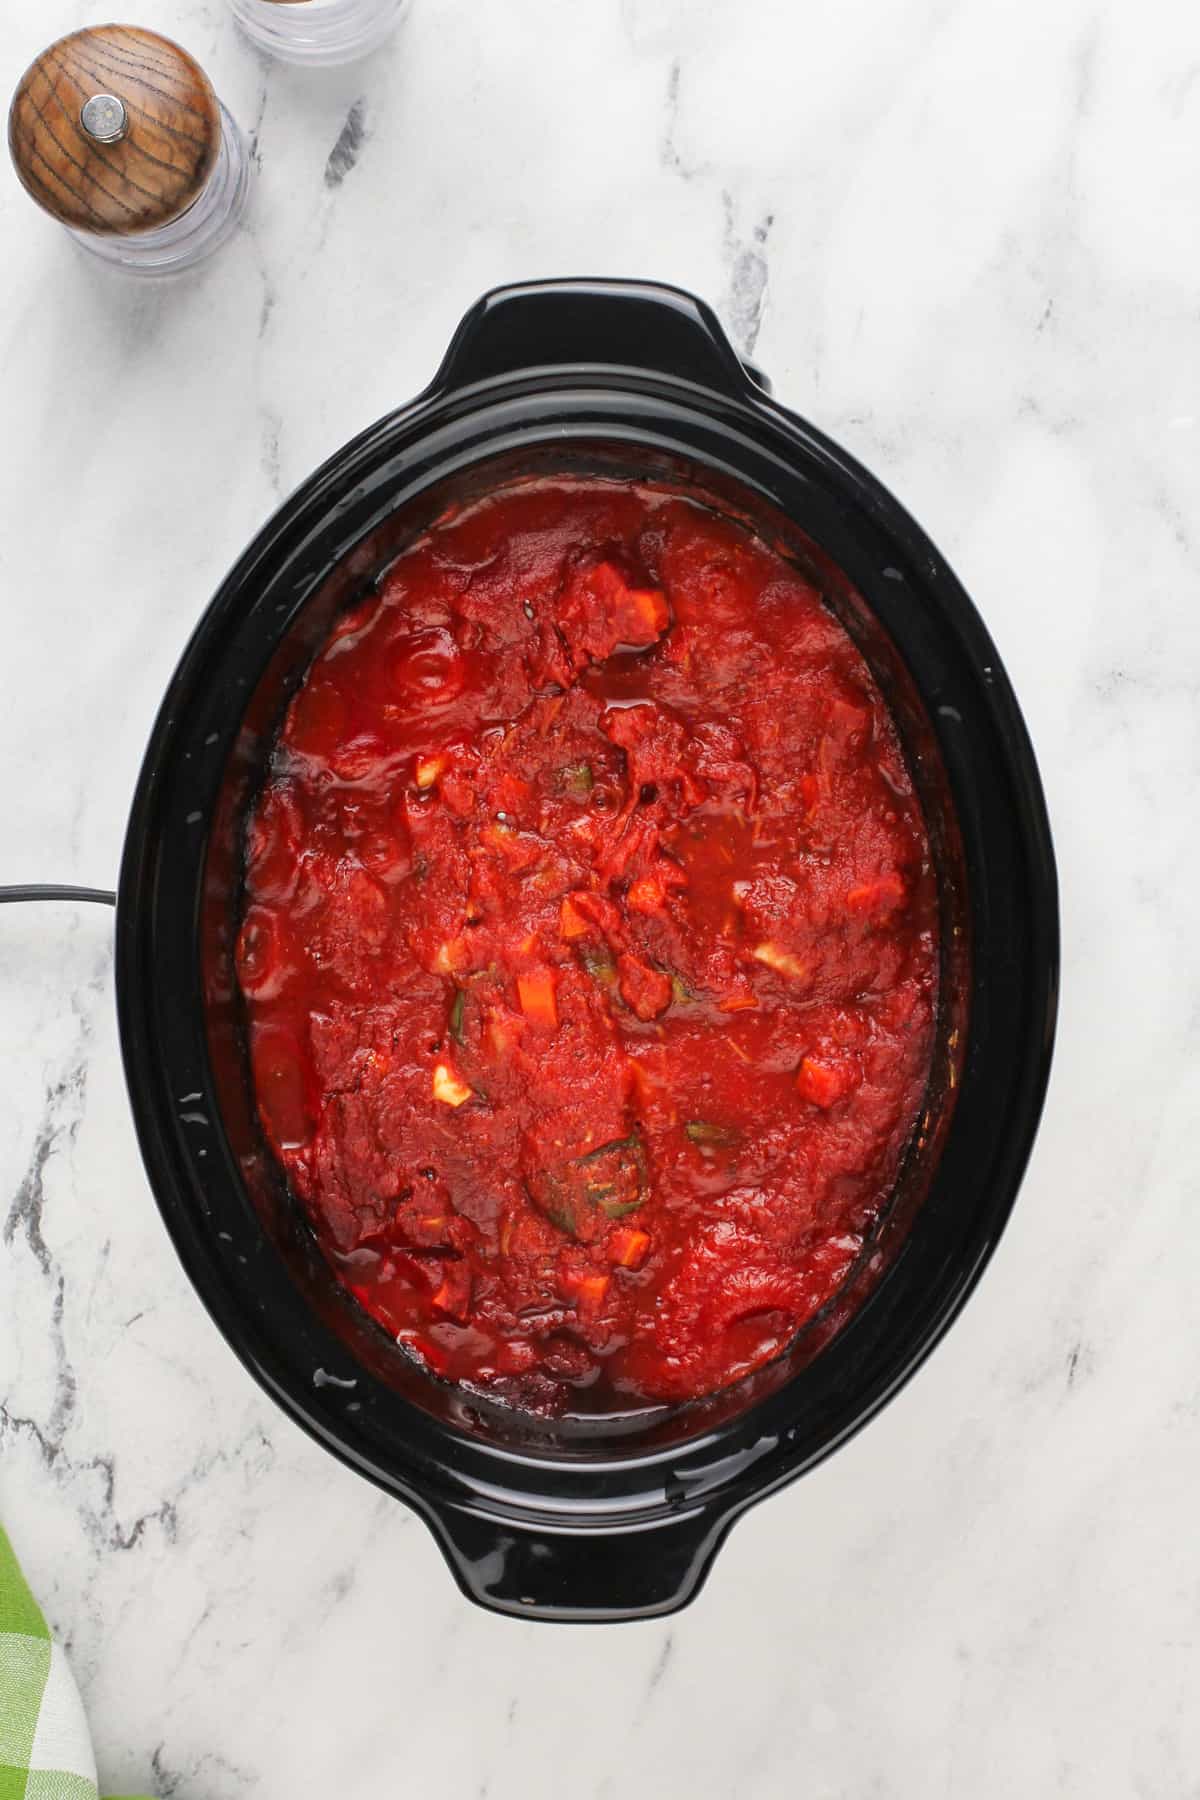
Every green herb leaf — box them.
[449,988,465,1044]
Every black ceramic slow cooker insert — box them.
[115,279,1058,1621]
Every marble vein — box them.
[721,194,773,357]
[324,99,368,189]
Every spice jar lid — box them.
[8,25,220,236]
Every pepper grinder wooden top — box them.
[8,26,221,236]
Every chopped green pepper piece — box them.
[528,1185,582,1239]
[684,1120,737,1147]
[579,945,617,985]
[560,760,594,798]
[523,1170,586,1240]
[578,1131,642,1164]
[526,1131,649,1239]
[670,973,697,1005]
[579,1132,648,1216]
[449,988,465,1044]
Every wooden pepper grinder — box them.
[230,0,408,67]
[8,26,251,275]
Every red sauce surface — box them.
[238,478,939,1415]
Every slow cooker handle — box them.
[433,278,769,399]
[430,1498,731,1624]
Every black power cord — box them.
[0,885,117,907]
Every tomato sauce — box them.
[237,477,939,1415]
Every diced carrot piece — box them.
[562,1271,610,1316]
[564,559,671,656]
[796,1056,851,1109]
[431,1261,472,1320]
[559,895,590,939]
[576,1274,611,1315]
[517,967,559,1029]
[609,1226,651,1270]
[718,993,759,1012]
[614,585,670,643]
[752,941,808,980]
[432,1062,473,1107]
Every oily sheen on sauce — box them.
[237,477,939,1416]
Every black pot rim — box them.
[116,278,1058,1621]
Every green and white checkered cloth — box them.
[0,1528,150,1800]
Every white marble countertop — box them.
[2,0,1196,1793]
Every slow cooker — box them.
[113,278,1058,1620]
